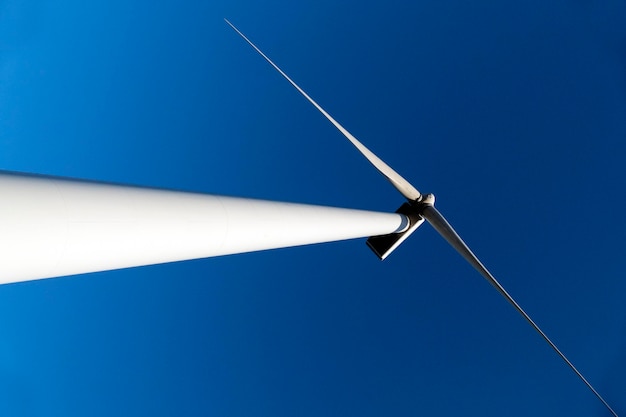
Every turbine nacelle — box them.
[366,193,435,260]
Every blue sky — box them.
[1,0,625,416]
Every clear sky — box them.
[1,1,625,416]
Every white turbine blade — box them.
[225,19,421,202]
[421,205,619,417]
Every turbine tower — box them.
[0,171,409,284]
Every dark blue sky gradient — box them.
[1,1,625,416]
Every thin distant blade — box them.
[225,19,421,201]
[421,205,619,417]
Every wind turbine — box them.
[0,19,617,416]
[224,19,619,417]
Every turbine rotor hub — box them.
[411,193,435,214]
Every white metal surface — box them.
[0,171,407,284]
